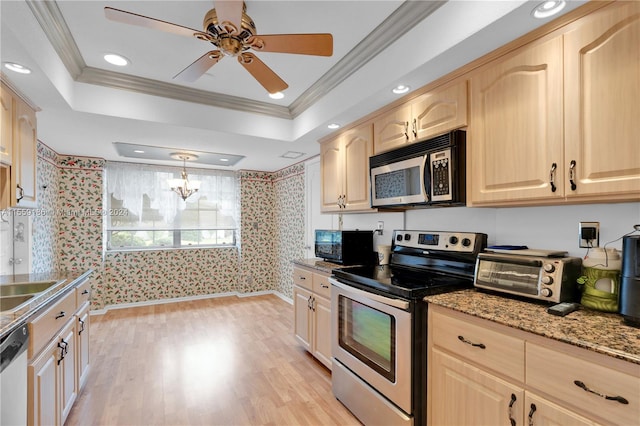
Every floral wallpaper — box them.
[273,164,305,299]
[32,144,306,310]
[32,143,59,273]
[239,170,277,293]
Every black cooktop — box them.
[332,264,473,300]
[332,230,487,300]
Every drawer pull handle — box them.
[81,289,89,295]
[528,403,536,426]
[78,318,85,335]
[458,335,486,349]
[573,380,629,405]
[55,311,66,320]
[321,283,329,289]
[299,276,306,280]
[508,393,517,426]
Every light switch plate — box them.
[579,221,599,248]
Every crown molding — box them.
[288,1,445,117]
[26,0,436,120]
[77,67,292,118]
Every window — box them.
[105,162,238,250]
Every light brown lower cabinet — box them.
[428,305,639,426]
[292,266,332,370]
[27,279,91,426]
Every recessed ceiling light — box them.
[104,53,129,66]
[327,123,340,130]
[269,92,285,99]
[392,85,410,94]
[133,150,145,154]
[532,0,566,18]
[3,62,32,74]
[219,158,229,162]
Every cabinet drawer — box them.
[75,278,91,308]
[312,273,331,299]
[527,343,639,426]
[28,290,76,358]
[292,267,313,290]
[431,308,525,382]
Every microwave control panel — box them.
[430,148,453,202]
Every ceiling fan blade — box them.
[173,51,223,82]
[253,34,333,56]
[214,0,244,31]
[238,53,288,94]
[105,7,202,38]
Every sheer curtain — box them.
[105,161,238,228]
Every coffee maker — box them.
[619,234,640,327]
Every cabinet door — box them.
[430,348,524,426]
[59,320,77,423]
[1,83,13,165]
[563,1,640,200]
[342,123,374,212]
[312,294,332,370]
[29,339,60,426]
[13,96,37,207]
[525,393,600,426]
[469,36,564,205]
[76,303,91,390]
[373,103,412,153]
[320,136,343,212]
[293,285,312,351]
[412,80,468,142]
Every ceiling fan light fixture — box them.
[327,123,340,130]
[532,1,566,18]
[392,85,410,94]
[269,92,284,100]
[104,53,129,66]
[3,62,32,74]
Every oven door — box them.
[330,278,412,414]
[371,155,428,207]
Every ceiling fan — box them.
[104,1,333,94]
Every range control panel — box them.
[393,230,486,253]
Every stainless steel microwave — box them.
[369,130,466,208]
[474,252,583,303]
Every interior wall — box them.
[28,142,305,310]
[404,202,640,257]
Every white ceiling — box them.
[1,0,586,172]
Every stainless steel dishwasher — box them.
[1,323,29,426]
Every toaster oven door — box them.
[474,256,543,296]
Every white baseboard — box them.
[91,290,292,315]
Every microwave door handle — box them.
[422,154,430,203]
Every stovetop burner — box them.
[332,230,488,300]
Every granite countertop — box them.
[0,270,92,342]
[425,289,640,365]
[293,258,345,274]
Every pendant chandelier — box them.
[168,153,201,201]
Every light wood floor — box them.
[65,294,361,426]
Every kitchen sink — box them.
[0,294,35,312]
[0,281,59,297]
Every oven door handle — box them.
[330,278,410,310]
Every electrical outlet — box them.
[377,221,384,230]
[579,221,599,248]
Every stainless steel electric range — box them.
[330,229,487,426]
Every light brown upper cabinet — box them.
[563,1,640,201]
[1,81,37,209]
[469,2,640,206]
[320,122,374,213]
[468,35,564,205]
[373,79,468,154]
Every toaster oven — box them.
[474,253,583,303]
